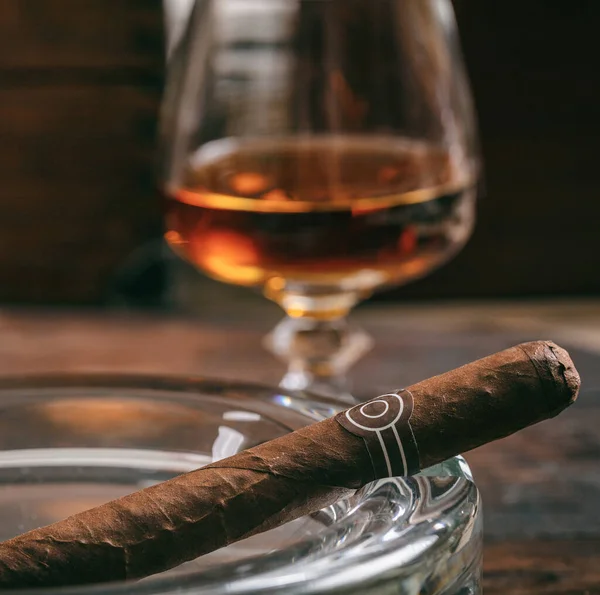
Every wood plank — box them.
[0,1,165,302]
[0,0,164,71]
[484,540,600,594]
[0,84,162,303]
[0,86,159,186]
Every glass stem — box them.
[263,314,373,405]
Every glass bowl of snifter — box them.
[161,0,480,401]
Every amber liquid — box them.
[165,137,475,294]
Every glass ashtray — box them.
[0,376,482,594]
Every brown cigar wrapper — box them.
[0,341,580,588]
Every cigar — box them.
[0,341,579,588]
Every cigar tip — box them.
[520,340,581,407]
[543,340,581,404]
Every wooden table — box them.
[1,297,600,593]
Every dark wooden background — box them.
[0,0,164,304]
[406,0,600,300]
[0,0,599,304]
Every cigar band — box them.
[336,390,420,478]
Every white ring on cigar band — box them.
[345,393,404,432]
[359,400,390,418]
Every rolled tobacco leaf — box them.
[0,341,580,588]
